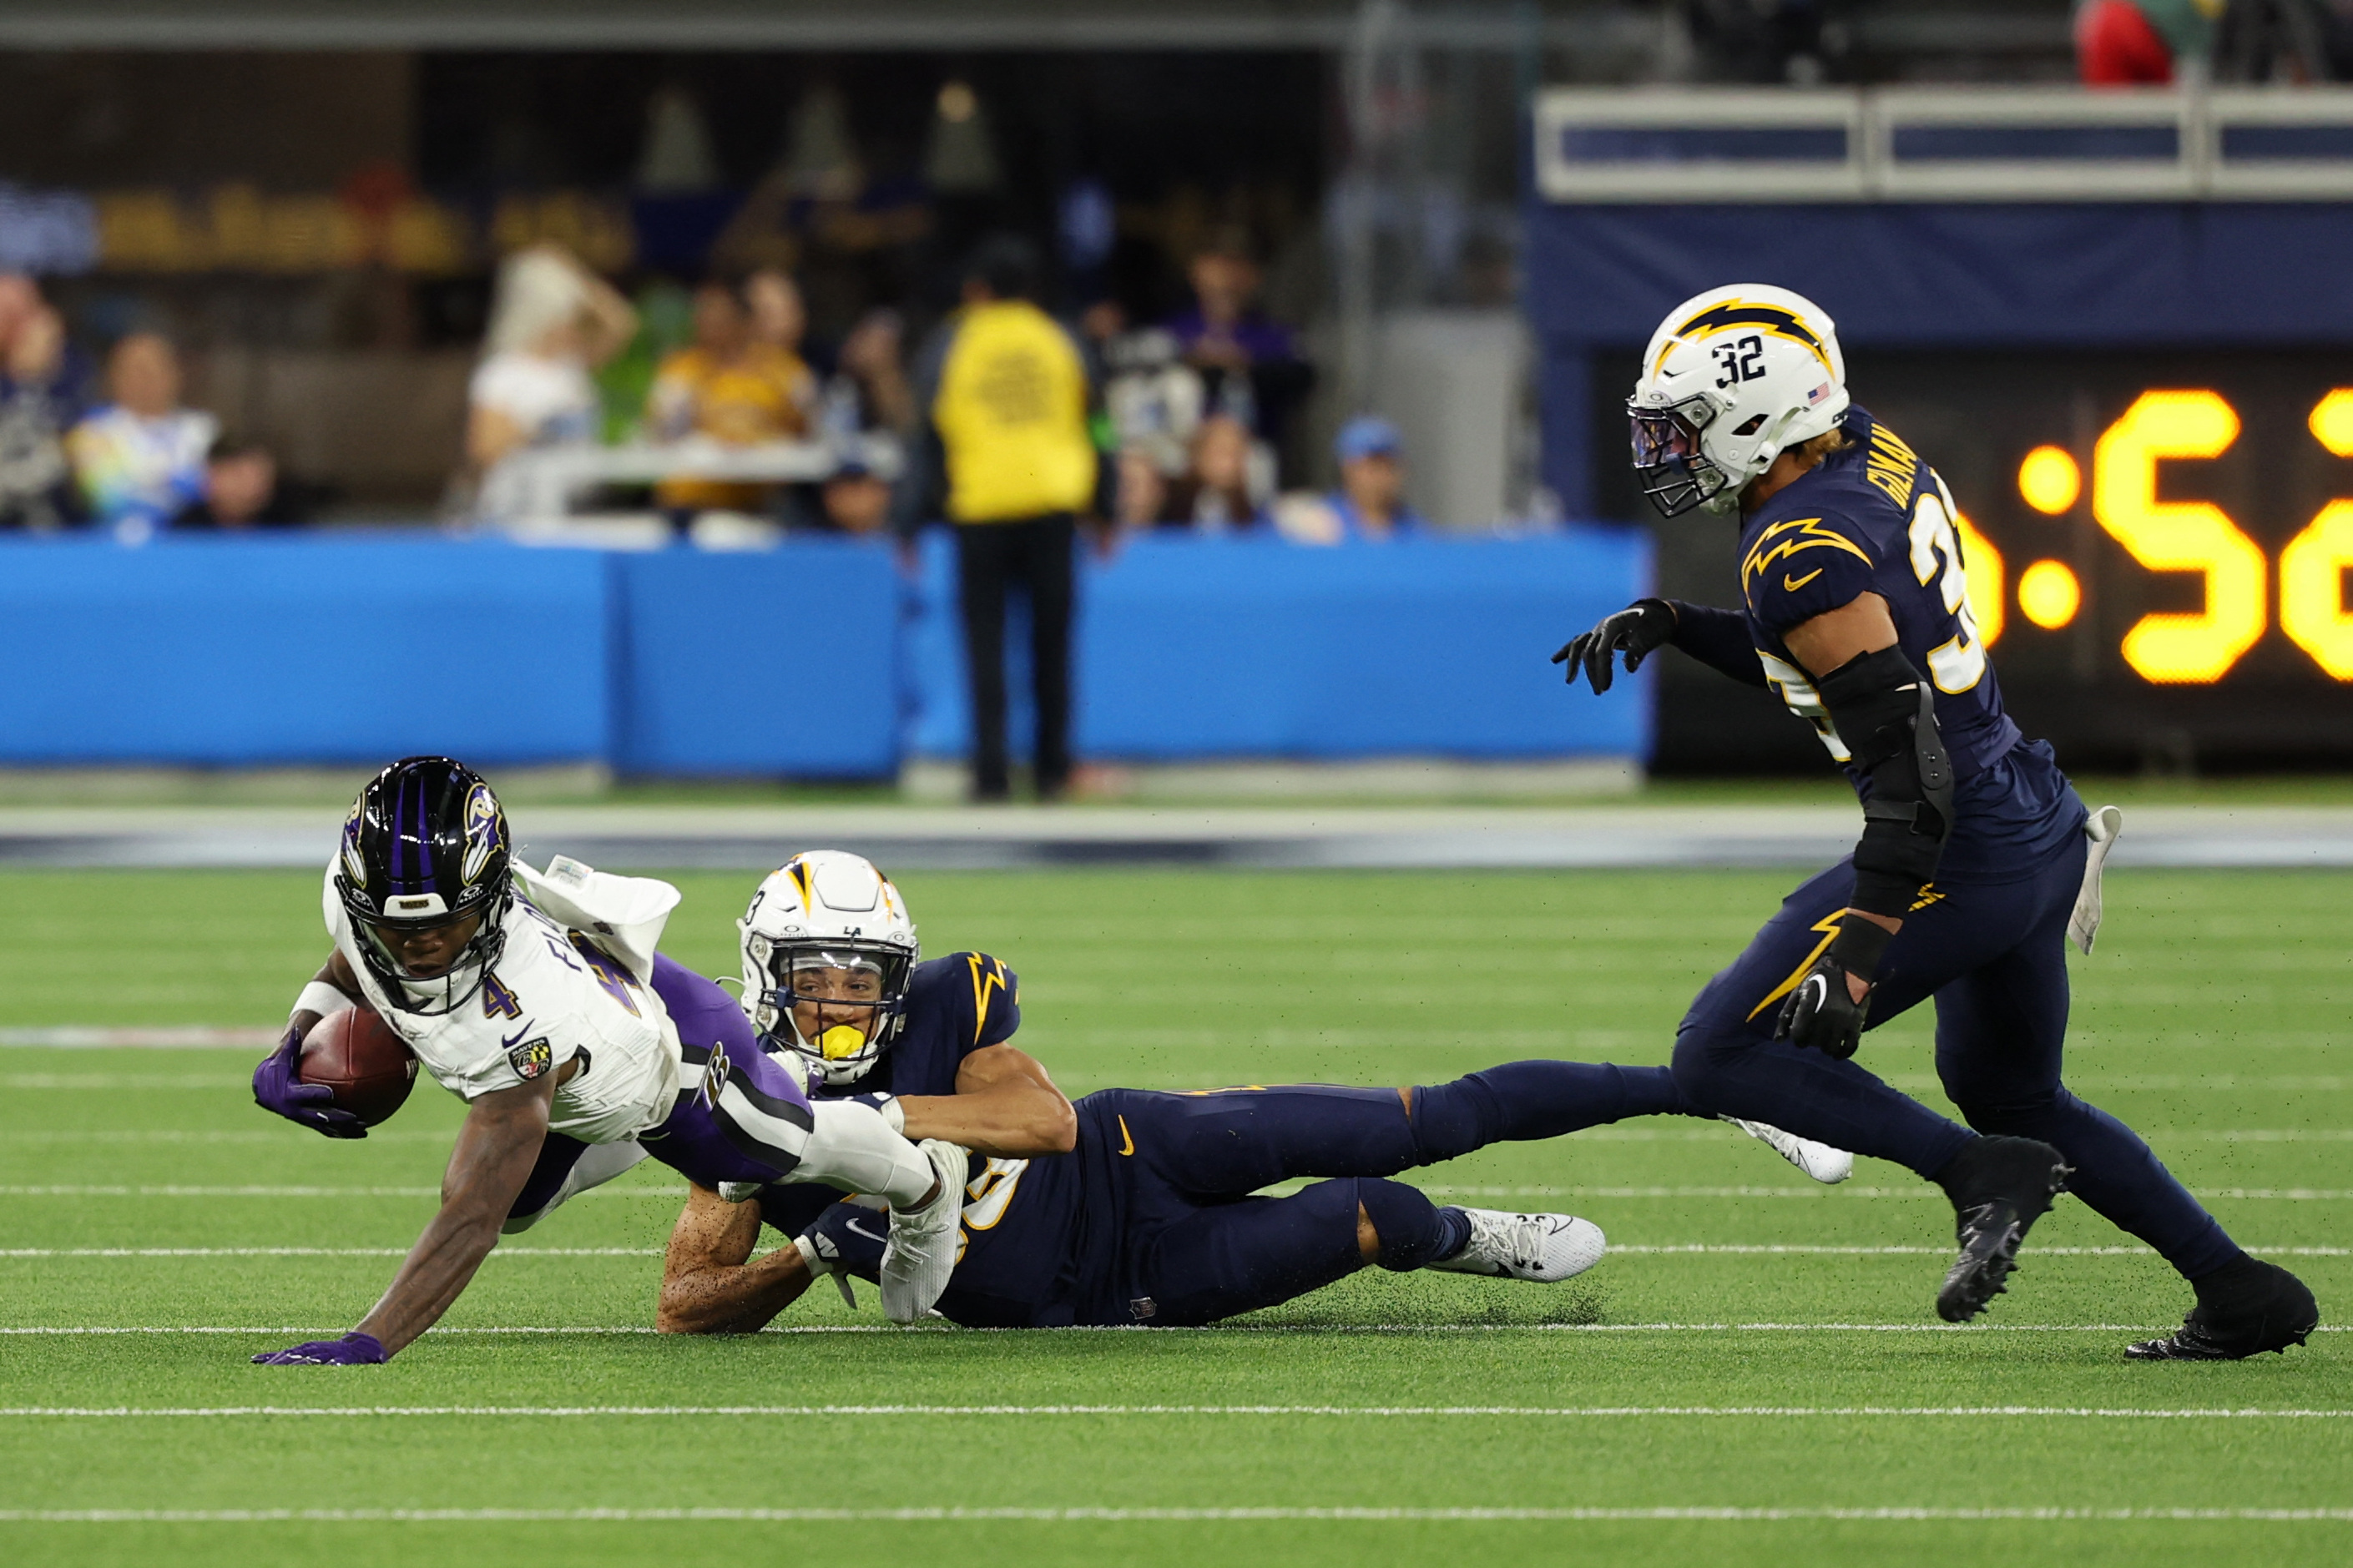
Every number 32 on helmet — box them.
[1628,283,1850,518]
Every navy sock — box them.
[1429,1205,1473,1263]
[1357,1177,1452,1271]
[1408,1060,1696,1163]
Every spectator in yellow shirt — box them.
[646,279,817,517]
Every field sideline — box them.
[0,865,2345,1567]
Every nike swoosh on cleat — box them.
[846,1218,886,1245]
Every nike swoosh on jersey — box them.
[1784,567,1824,591]
[1117,1115,1135,1157]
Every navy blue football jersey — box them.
[1739,406,2082,877]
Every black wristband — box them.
[1826,913,1895,981]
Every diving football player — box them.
[1553,284,2315,1358]
[654,853,1855,1332]
[245,758,967,1364]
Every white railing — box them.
[1534,86,2353,203]
[481,433,901,525]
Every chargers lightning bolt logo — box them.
[1741,518,1874,610]
[1660,299,1838,380]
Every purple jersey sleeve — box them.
[1740,512,1881,639]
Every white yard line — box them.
[0,1404,2347,1419]
[0,1323,2340,1336]
[0,1243,2342,1260]
[9,1182,2350,1202]
[0,1248,657,1258]
[0,1030,277,1049]
[0,1186,684,1197]
[0,1505,2348,1524]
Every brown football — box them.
[299,1006,418,1127]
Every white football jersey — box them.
[321,865,684,1143]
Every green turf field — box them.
[0,865,2344,1566]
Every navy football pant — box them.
[1673,835,2239,1278]
[1106,1061,1699,1325]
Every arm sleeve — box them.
[1742,514,1880,638]
[1666,602,1769,688]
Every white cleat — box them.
[1724,1116,1853,1184]
[880,1138,970,1323]
[1425,1208,1606,1283]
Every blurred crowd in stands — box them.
[0,271,308,538]
[0,215,1411,549]
[457,224,1416,550]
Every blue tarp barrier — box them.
[906,529,1651,762]
[0,528,1649,774]
[608,542,901,778]
[0,535,609,766]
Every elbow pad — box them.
[1815,646,1954,920]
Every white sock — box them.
[798,1099,938,1209]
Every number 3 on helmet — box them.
[1628,283,1850,518]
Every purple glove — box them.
[251,1025,366,1140]
[251,1332,387,1366]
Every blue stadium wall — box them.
[0,529,1649,775]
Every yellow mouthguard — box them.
[816,1025,867,1060]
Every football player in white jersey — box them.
[246,757,967,1364]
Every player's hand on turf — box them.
[1774,953,1871,1060]
[1551,598,1675,694]
[250,1332,386,1366]
[251,1025,367,1139]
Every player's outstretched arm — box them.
[255,1071,558,1364]
[657,1182,816,1334]
[897,1043,1076,1157]
[1552,598,1768,693]
[251,949,367,1139]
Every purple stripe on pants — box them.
[644,952,815,1188]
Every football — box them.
[299,1006,418,1127]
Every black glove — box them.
[1551,598,1676,694]
[1773,953,1872,1059]
[1773,915,1895,1060]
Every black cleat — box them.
[2126,1260,2320,1361]
[1932,1136,2071,1323]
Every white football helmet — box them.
[738,851,919,1087]
[1627,284,1849,517]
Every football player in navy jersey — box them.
[654,851,1857,1332]
[1554,284,2315,1359]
